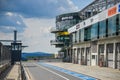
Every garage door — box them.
[86,47,90,66]
[116,43,120,69]
[77,48,81,64]
[81,48,85,65]
[107,44,113,68]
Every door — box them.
[72,49,74,63]
[77,48,81,64]
[116,43,120,69]
[73,49,77,64]
[86,47,90,66]
[91,41,97,66]
[81,48,84,65]
[91,54,97,66]
[107,44,113,68]
[75,49,78,64]
[98,44,104,67]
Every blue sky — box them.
[72,0,93,10]
[0,0,93,53]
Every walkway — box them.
[5,62,21,80]
[46,62,120,80]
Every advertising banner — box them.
[108,6,117,17]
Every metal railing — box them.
[21,63,28,80]
[50,27,59,32]
[50,40,64,45]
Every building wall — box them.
[67,3,120,69]
[68,36,120,69]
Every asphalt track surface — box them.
[23,62,97,80]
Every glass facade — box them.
[81,29,84,42]
[71,11,120,43]
[117,14,120,35]
[84,27,91,41]
[56,19,79,30]
[56,35,70,47]
[72,32,76,43]
[75,32,77,42]
[91,23,98,40]
[54,12,81,48]
[99,20,106,38]
[76,30,79,43]
[108,15,117,36]
[57,36,69,42]
[56,13,81,31]
[79,29,81,42]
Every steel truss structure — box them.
[79,0,120,20]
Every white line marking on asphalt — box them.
[23,63,35,80]
[34,63,70,80]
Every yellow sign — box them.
[57,32,69,35]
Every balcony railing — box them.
[50,27,59,33]
[50,27,65,33]
[50,40,64,45]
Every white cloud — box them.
[57,6,66,12]
[21,18,59,53]
[1,0,79,18]
[5,26,16,30]
[67,0,79,11]
[0,18,59,53]
[0,32,13,44]
[5,12,13,16]
[56,0,79,14]
[16,21,21,25]
[0,0,79,53]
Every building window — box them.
[92,55,95,59]
[84,26,91,41]
[99,20,106,38]
[99,44,104,53]
[91,23,98,40]
[72,33,74,43]
[117,14,120,35]
[108,15,117,36]
[81,29,84,42]
[70,34,72,44]
[107,44,113,53]
[75,32,77,43]
[79,29,81,42]
[56,14,81,31]
[76,31,79,43]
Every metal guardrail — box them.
[21,64,28,80]
[50,40,64,45]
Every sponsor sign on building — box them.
[108,6,117,17]
[99,10,107,21]
[76,24,80,30]
[62,16,73,20]
[68,25,76,33]
[118,4,120,12]
[68,3,120,34]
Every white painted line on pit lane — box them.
[34,63,70,80]
[23,64,35,80]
